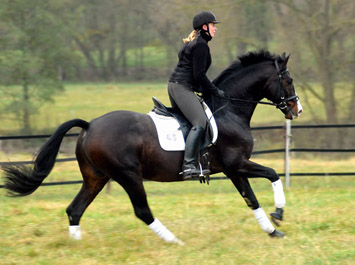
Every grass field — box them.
[1,82,354,264]
[2,81,353,134]
[0,171,354,265]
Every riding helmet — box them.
[193,11,220,30]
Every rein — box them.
[228,96,276,107]
[227,94,298,109]
[213,94,298,116]
[212,59,299,115]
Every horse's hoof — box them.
[270,208,283,227]
[176,239,185,246]
[270,215,282,226]
[269,229,285,238]
[170,238,185,246]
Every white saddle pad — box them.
[148,102,218,151]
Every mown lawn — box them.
[0,172,354,265]
[1,82,354,264]
[2,81,352,135]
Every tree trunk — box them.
[348,83,355,123]
[319,67,338,124]
[347,48,355,123]
[97,44,107,81]
[108,13,117,79]
[22,81,31,134]
[74,37,100,80]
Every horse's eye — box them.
[287,78,293,85]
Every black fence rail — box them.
[0,123,354,188]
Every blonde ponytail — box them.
[183,30,197,43]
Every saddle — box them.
[151,97,191,141]
[149,97,218,184]
[151,97,216,150]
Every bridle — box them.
[216,60,299,111]
[273,60,299,111]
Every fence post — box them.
[284,120,291,187]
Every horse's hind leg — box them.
[114,173,184,245]
[66,163,109,240]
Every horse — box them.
[2,50,302,244]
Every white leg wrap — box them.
[148,218,184,245]
[253,207,275,234]
[272,179,286,208]
[69,225,82,240]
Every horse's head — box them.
[264,53,303,120]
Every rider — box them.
[168,11,225,180]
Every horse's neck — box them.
[211,65,271,128]
[213,98,257,128]
[212,85,263,125]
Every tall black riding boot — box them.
[182,125,210,180]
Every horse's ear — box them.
[280,53,290,67]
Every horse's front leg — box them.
[236,160,286,226]
[229,176,284,238]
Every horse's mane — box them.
[213,50,279,86]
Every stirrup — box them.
[180,168,201,180]
[180,163,210,181]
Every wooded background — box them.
[0,0,354,133]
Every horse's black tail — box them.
[2,119,89,197]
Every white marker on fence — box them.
[284,120,291,187]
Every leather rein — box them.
[214,60,299,111]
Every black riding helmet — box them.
[193,11,220,30]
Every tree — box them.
[0,0,77,133]
[271,0,355,124]
[72,0,157,81]
[147,0,194,70]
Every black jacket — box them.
[169,32,218,94]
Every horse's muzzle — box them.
[285,99,303,120]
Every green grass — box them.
[0,173,354,265]
[125,46,169,68]
[0,82,170,134]
[1,82,354,264]
[1,156,354,264]
[0,81,338,135]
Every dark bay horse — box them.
[2,51,302,244]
